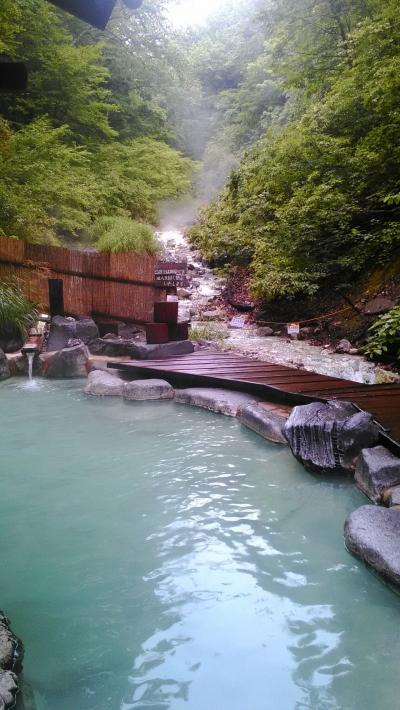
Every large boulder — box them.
[0,350,10,380]
[284,400,380,473]
[41,343,89,379]
[75,317,99,343]
[47,316,99,351]
[175,388,259,417]
[129,341,194,360]
[238,403,288,444]
[89,339,194,360]
[89,337,139,357]
[345,505,400,586]
[84,370,124,396]
[363,297,395,315]
[7,353,42,378]
[123,379,174,401]
[355,446,400,504]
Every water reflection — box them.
[1,385,399,710]
[121,425,371,710]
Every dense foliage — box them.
[0,0,194,247]
[0,280,38,339]
[189,0,400,300]
[1,0,399,290]
[363,307,400,363]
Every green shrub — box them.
[363,307,400,362]
[0,281,38,339]
[92,216,160,255]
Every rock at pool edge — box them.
[355,446,400,504]
[284,400,379,473]
[123,379,174,401]
[84,370,124,396]
[344,505,400,586]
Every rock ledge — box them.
[84,370,124,396]
[345,505,400,586]
[175,388,259,417]
[238,403,288,444]
[355,446,400,504]
[124,379,174,401]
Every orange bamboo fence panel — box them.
[0,236,164,322]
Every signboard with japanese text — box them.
[155,261,188,288]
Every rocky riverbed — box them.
[158,228,398,385]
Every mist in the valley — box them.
[159,0,266,232]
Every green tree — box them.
[0,0,116,140]
[0,117,100,243]
[189,0,400,301]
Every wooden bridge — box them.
[109,349,400,453]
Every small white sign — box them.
[167,295,179,303]
[230,316,247,329]
[287,322,300,335]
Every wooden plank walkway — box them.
[109,350,400,453]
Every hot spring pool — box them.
[1,379,400,710]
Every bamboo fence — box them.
[0,236,165,322]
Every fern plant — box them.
[363,306,400,362]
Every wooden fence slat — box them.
[0,236,164,322]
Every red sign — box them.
[155,262,188,288]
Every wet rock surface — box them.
[41,343,89,378]
[0,613,23,710]
[175,388,259,417]
[128,341,194,360]
[345,505,400,586]
[158,229,225,324]
[284,400,380,473]
[0,615,22,673]
[47,316,99,351]
[226,331,380,384]
[89,337,140,357]
[355,446,400,504]
[0,350,10,380]
[238,403,288,444]
[7,353,42,377]
[123,379,174,401]
[84,370,124,396]
[363,297,395,315]
[0,672,18,710]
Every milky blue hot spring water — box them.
[1,379,400,710]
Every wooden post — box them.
[48,279,64,317]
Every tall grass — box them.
[189,323,229,342]
[91,216,160,255]
[0,281,38,338]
